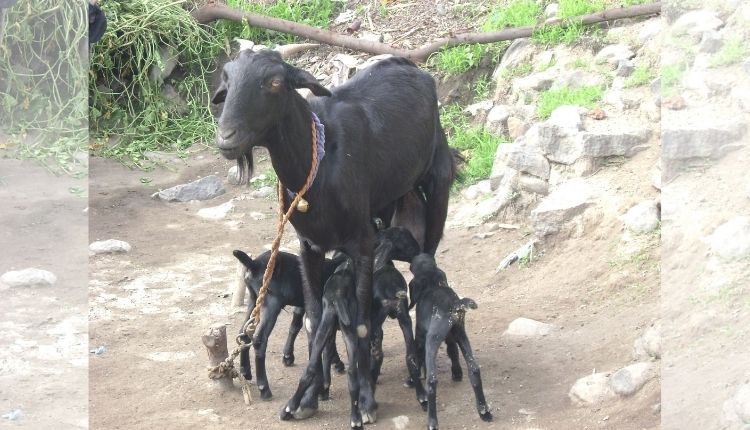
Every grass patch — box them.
[473,75,493,100]
[482,0,540,30]
[571,58,588,69]
[710,38,747,68]
[0,0,88,174]
[624,65,654,88]
[557,0,605,18]
[429,44,488,76]
[536,85,603,119]
[502,62,533,78]
[440,105,508,185]
[661,63,685,95]
[532,22,588,45]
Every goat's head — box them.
[211,50,331,176]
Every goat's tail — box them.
[233,249,254,270]
[334,298,353,327]
[452,297,478,313]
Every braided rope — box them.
[206,120,319,403]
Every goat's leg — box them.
[238,291,258,381]
[369,323,384,386]
[446,340,463,382]
[454,326,493,422]
[296,243,325,413]
[280,311,335,421]
[425,325,445,430]
[320,335,336,401]
[342,324,363,429]
[253,297,282,400]
[331,332,346,374]
[352,249,377,423]
[422,144,453,255]
[397,311,427,409]
[282,307,304,366]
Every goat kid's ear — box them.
[211,82,227,104]
[285,65,332,97]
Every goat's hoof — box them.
[319,387,330,401]
[279,405,294,421]
[351,419,363,429]
[259,387,273,401]
[479,410,493,422]
[419,399,428,411]
[240,369,253,381]
[404,376,415,388]
[360,409,377,424]
[292,407,317,420]
[334,361,346,374]
[451,372,463,382]
[282,354,295,367]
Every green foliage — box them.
[532,21,587,45]
[216,0,336,46]
[0,0,88,174]
[557,0,606,18]
[537,85,603,119]
[89,0,222,166]
[482,0,540,31]
[440,105,508,185]
[710,38,747,67]
[502,62,533,78]
[473,75,493,99]
[429,44,488,76]
[661,63,685,95]
[624,65,654,88]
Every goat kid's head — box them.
[212,50,331,165]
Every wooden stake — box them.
[202,323,234,391]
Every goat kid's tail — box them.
[233,250,254,270]
[334,298,353,327]
[452,297,478,313]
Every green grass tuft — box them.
[710,38,747,68]
[429,44,488,76]
[536,85,603,119]
[624,65,654,88]
[661,64,685,95]
[557,0,606,18]
[482,0,540,31]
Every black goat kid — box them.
[212,49,455,425]
[233,250,344,400]
[281,258,364,428]
[409,254,492,430]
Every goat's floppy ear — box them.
[286,65,332,97]
[211,82,227,104]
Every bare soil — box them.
[88,142,659,429]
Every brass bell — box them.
[296,198,309,213]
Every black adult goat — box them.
[212,50,456,426]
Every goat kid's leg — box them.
[320,336,336,401]
[398,312,427,409]
[280,312,335,421]
[352,250,377,423]
[446,340,463,382]
[454,326,492,422]
[238,293,257,381]
[253,297,281,400]
[425,327,444,430]
[282,307,304,366]
[369,325,384,387]
[297,244,325,413]
[331,332,346,374]
[342,325,363,429]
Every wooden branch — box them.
[193,2,661,62]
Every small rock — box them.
[507,117,529,140]
[227,166,240,185]
[622,200,660,234]
[473,232,494,240]
[334,9,355,25]
[638,19,663,42]
[1,268,57,288]
[662,95,686,110]
[569,372,616,405]
[549,105,587,131]
[552,70,606,90]
[91,345,107,355]
[250,211,267,221]
[595,44,635,67]
[633,321,661,360]
[531,179,594,236]
[705,216,750,260]
[496,240,535,271]
[699,30,723,53]
[580,128,651,158]
[723,383,750,426]
[615,59,635,77]
[155,175,225,202]
[535,50,555,70]
[359,32,383,43]
[392,415,410,430]
[513,72,555,93]
[609,362,657,396]
[2,409,22,421]
[518,174,549,195]
[197,201,235,220]
[671,10,723,36]
[485,105,511,135]
[662,120,746,160]
[544,3,558,18]
[494,141,550,180]
[465,100,494,116]
[503,317,555,337]
[89,239,132,254]
[251,186,274,199]
[494,38,532,77]
[588,108,606,120]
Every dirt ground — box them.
[0,159,89,429]
[87,142,660,430]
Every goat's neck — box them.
[266,96,316,193]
